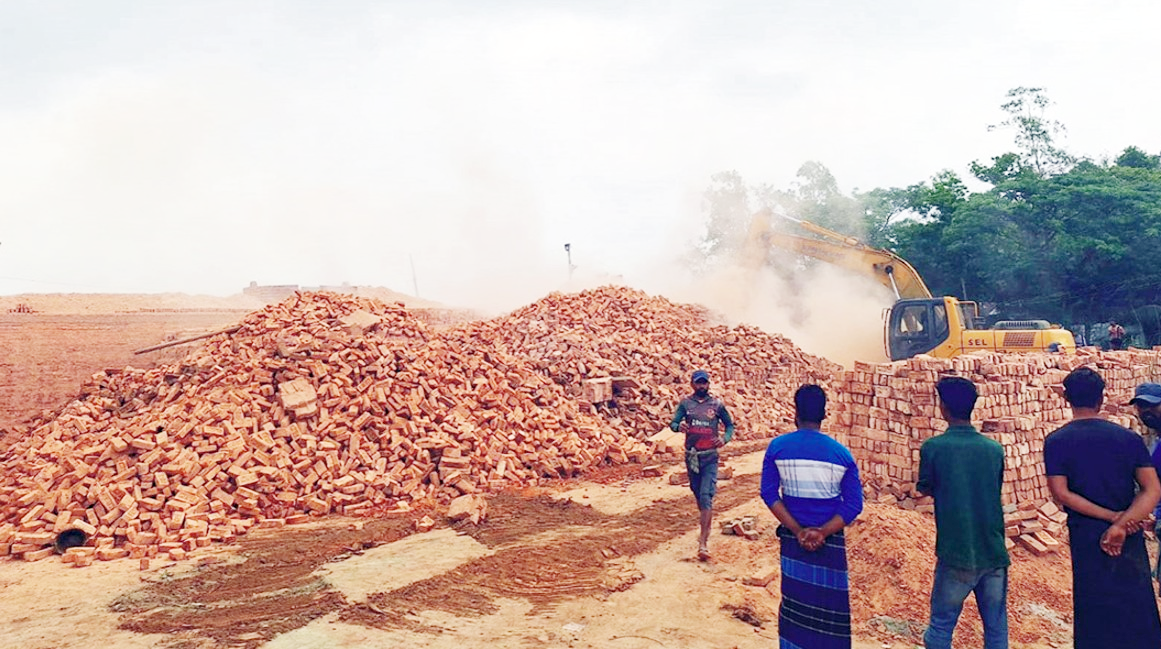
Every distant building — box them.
[242,282,301,301]
[242,281,360,302]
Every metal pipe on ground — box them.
[54,529,87,554]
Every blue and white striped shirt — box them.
[760,428,863,528]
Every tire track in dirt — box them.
[112,466,758,647]
[342,473,761,632]
[114,514,423,647]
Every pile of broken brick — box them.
[0,288,833,564]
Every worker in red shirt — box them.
[670,369,735,561]
[1109,321,1126,350]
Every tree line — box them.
[701,87,1161,347]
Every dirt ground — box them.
[0,443,1078,649]
[0,294,1104,649]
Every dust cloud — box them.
[647,258,892,368]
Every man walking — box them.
[669,369,734,561]
[761,384,863,649]
[1044,367,1161,648]
[917,376,1009,648]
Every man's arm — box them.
[761,447,806,539]
[836,461,864,525]
[915,442,934,496]
[768,501,831,551]
[768,500,804,536]
[1046,475,1120,522]
[1117,466,1159,523]
[799,461,863,549]
[717,404,735,445]
[1100,466,1161,556]
[759,450,781,510]
[814,514,846,539]
[669,402,686,433]
[1152,448,1161,527]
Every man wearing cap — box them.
[670,369,735,561]
[1128,381,1161,585]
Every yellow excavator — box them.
[746,209,1076,361]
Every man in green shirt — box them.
[916,376,1009,649]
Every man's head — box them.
[1063,366,1105,409]
[794,384,827,426]
[690,370,710,397]
[936,375,978,422]
[1129,382,1161,431]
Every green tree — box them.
[697,131,1161,339]
[924,158,1161,326]
[764,161,866,236]
[981,87,1075,178]
[697,162,872,264]
[970,152,1030,186]
[1115,146,1161,170]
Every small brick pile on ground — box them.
[0,287,840,564]
[831,347,1160,553]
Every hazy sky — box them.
[1,0,1158,314]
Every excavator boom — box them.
[745,209,1075,360]
[747,210,932,300]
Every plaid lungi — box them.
[777,525,851,649]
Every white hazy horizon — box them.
[2,1,1158,363]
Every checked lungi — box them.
[777,525,852,649]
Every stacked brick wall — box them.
[831,348,1161,552]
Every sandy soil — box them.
[0,446,1074,649]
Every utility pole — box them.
[409,254,420,298]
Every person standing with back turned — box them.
[761,384,863,649]
[670,369,734,561]
[1044,366,1161,649]
[917,376,1009,648]
[1128,381,1161,586]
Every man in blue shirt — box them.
[761,384,863,649]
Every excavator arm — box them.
[746,210,932,300]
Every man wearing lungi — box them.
[670,369,735,561]
[1044,366,1161,649]
[761,384,863,649]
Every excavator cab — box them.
[886,299,952,361]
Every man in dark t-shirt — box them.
[1044,367,1161,649]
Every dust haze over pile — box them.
[665,263,892,367]
[2,2,1160,364]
